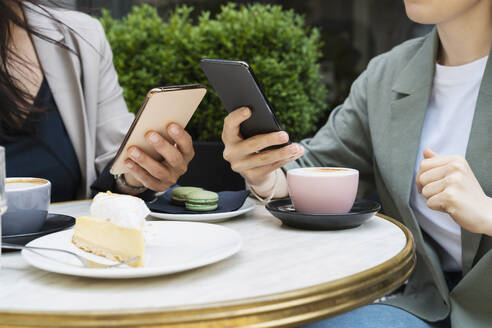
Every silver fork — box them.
[2,243,139,268]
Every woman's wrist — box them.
[123,173,144,188]
[246,169,289,199]
[247,170,279,204]
[247,172,278,198]
[115,174,147,195]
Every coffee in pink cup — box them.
[287,167,359,214]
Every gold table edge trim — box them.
[0,213,416,328]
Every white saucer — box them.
[149,198,256,222]
[22,221,241,279]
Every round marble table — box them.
[0,200,415,327]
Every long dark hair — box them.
[0,0,73,141]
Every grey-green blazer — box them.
[285,29,492,328]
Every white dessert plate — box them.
[22,221,241,279]
[149,198,256,222]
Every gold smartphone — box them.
[110,84,207,175]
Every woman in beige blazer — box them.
[222,0,492,327]
[1,0,194,201]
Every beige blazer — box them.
[24,4,134,198]
[285,29,492,327]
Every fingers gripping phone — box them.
[200,59,290,150]
[110,85,207,175]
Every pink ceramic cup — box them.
[287,167,359,214]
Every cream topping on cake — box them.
[90,192,149,229]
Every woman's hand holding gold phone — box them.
[111,85,207,193]
[123,123,195,192]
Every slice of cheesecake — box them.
[72,216,146,267]
[72,192,149,268]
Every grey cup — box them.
[2,178,51,236]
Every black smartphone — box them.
[200,58,290,150]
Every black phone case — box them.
[200,59,290,150]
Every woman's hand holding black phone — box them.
[222,107,304,187]
[123,123,194,192]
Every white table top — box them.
[0,200,407,313]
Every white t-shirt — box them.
[410,55,488,272]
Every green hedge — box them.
[100,3,329,141]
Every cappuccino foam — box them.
[6,179,48,191]
[311,168,348,173]
[288,167,357,177]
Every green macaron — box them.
[171,187,203,206]
[185,190,219,212]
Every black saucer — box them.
[266,199,381,230]
[2,213,75,247]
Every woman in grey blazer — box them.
[1,0,194,201]
[222,0,492,327]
